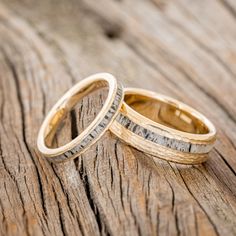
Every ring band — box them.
[110,88,216,164]
[37,73,124,162]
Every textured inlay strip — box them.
[116,113,212,154]
[52,83,123,162]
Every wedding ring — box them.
[110,88,216,164]
[37,73,123,162]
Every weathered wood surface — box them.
[0,0,236,235]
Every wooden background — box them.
[0,0,236,235]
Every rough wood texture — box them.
[0,0,236,235]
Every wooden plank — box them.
[0,0,236,235]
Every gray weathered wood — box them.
[0,0,236,235]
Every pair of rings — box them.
[37,73,216,164]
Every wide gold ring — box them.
[110,88,216,164]
[37,73,124,162]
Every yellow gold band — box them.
[37,73,124,162]
[110,88,216,164]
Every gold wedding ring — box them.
[110,88,216,164]
[37,73,124,162]
[37,73,216,165]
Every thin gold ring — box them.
[37,73,124,162]
[110,88,216,164]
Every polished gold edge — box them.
[123,88,216,142]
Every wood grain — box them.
[0,0,236,235]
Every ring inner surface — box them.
[125,94,209,134]
[45,81,109,147]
